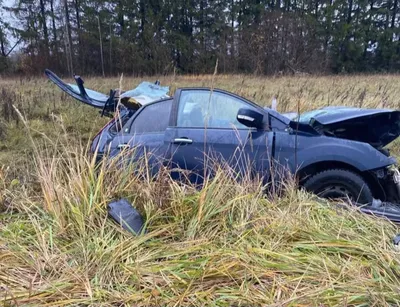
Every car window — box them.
[130,99,172,134]
[176,90,259,129]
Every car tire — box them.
[302,169,373,205]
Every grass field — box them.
[1,73,400,306]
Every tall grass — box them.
[1,74,400,306]
[1,111,400,306]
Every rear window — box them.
[130,99,172,134]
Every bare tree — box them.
[63,0,73,75]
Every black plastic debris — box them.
[107,198,145,235]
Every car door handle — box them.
[117,143,130,150]
[172,138,193,145]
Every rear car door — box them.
[109,99,173,175]
[167,89,273,184]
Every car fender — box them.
[274,134,396,173]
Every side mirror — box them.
[237,108,264,129]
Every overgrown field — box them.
[1,74,400,306]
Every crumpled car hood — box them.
[297,106,400,148]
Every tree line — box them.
[0,0,399,76]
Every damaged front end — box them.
[297,106,400,149]
[353,164,400,222]
[289,106,400,222]
[371,166,400,203]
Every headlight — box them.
[392,167,400,184]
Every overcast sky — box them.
[3,0,21,50]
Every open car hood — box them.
[297,106,400,148]
[45,69,169,112]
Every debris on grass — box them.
[108,198,145,235]
[2,75,400,306]
[1,142,400,306]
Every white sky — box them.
[2,0,20,49]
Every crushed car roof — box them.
[45,69,170,109]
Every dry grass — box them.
[1,73,400,306]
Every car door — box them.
[167,89,273,184]
[109,99,173,175]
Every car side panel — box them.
[273,131,396,174]
[168,127,273,184]
[109,133,171,176]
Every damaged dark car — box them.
[45,69,400,222]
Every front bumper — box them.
[375,166,400,203]
[362,166,400,223]
[391,167,400,199]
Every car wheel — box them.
[302,169,373,204]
